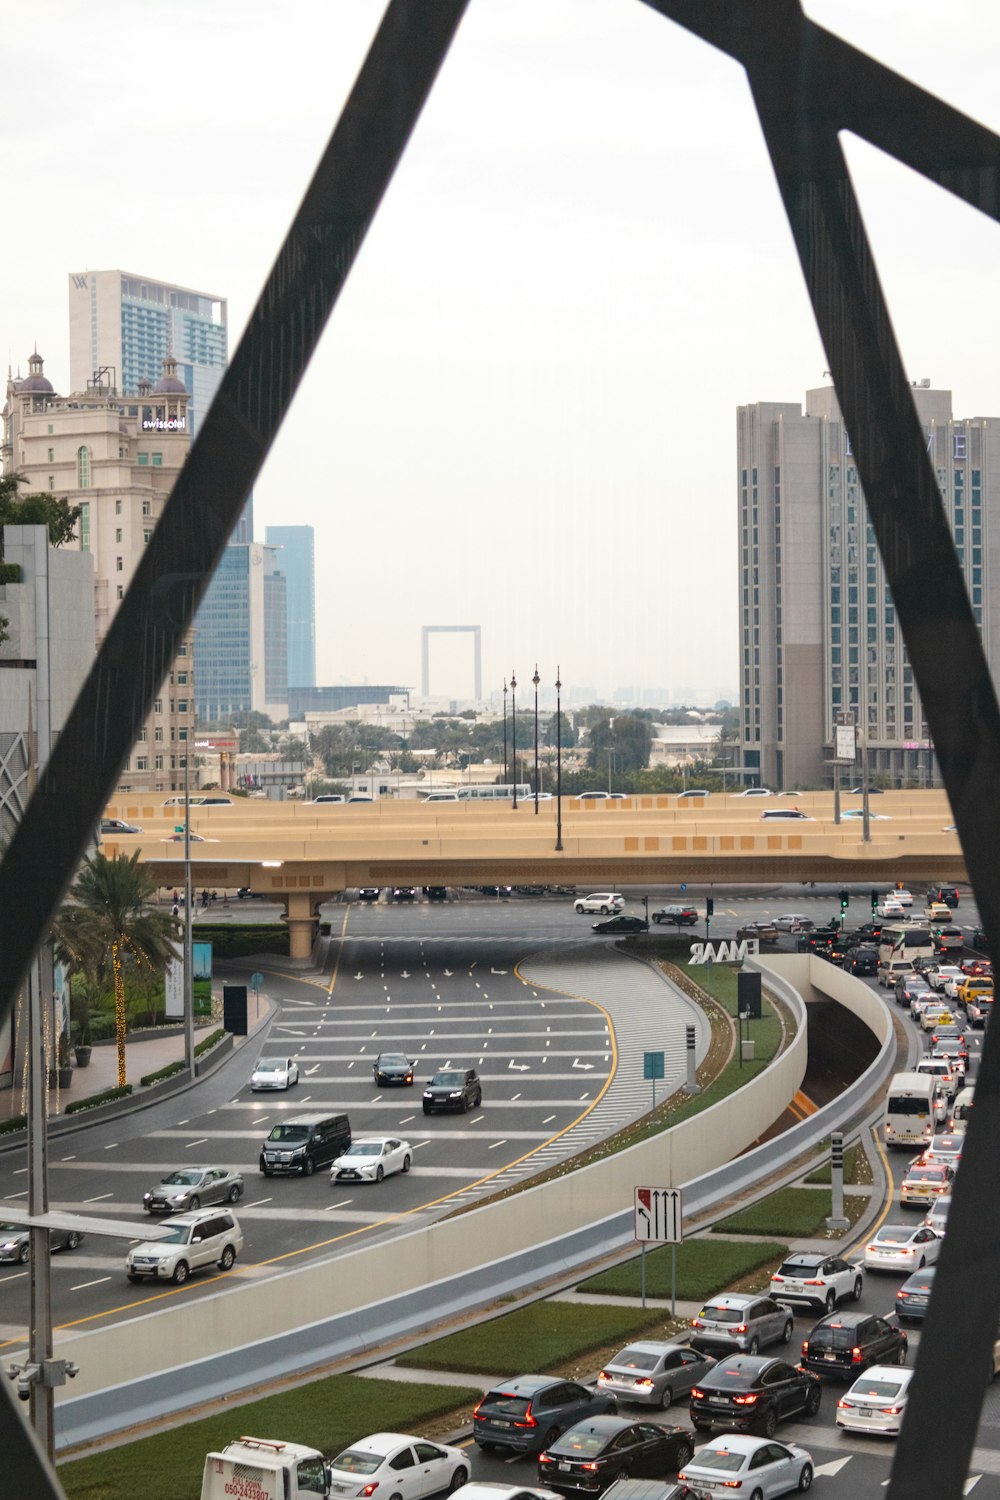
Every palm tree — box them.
[53,852,179,1087]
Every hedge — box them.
[0,1114,27,1135]
[195,1028,226,1057]
[65,1084,133,1114]
[140,1060,185,1087]
[0,562,22,584]
[196,924,289,957]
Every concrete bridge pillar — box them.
[285,891,318,964]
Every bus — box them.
[883,1070,945,1149]
[454,784,532,802]
[877,923,934,969]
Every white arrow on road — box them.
[400,970,410,978]
[812,1459,851,1478]
[354,973,364,980]
[508,1060,529,1072]
[306,1065,321,1075]
[572,1059,595,1070]
[491,967,508,975]
[443,969,453,977]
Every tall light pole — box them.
[183,742,194,1078]
[532,665,540,814]
[502,679,508,786]
[510,671,518,808]
[555,667,564,851]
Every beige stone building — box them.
[2,351,195,794]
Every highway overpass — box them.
[102,790,965,960]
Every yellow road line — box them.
[0,950,621,1344]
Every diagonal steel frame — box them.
[644,4,1000,1494]
[0,3,470,1486]
[0,0,470,1024]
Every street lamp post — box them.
[532,665,540,814]
[555,667,564,851]
[510,672,518,808]
[502,679,508,786]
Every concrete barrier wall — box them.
[54,956,895,1448]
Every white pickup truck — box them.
[201,1436,330,1500]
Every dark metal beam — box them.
[0,0,471,1029]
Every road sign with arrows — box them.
[634,1186,683,1243]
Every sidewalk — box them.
[7,995,274,1126]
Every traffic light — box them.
[870,888,878,916]
[840,888,849,917]
[706,897,715,917]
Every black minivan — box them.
[259,1113,351,1176]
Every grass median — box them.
[58,1374,480,1500]
[713,1185,867,1237]
[395,1300,677,1376]
[577,1237,788,1301]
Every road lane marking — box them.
[71,1277,112,1291]
[83,1193,113,1203]
[184,1138,209,1149]
[246,1198,272,1207]
[488,1140,508,1150]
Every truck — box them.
[201,1436,330,1500]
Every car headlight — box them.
[142,1193,152,1204]
[0,1240,17,1251]
[449,1091,462,1098]
[423,1091,433,1098]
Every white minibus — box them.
[883,1070,943,1149]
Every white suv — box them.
[125,1208,244,1285]
[770,1252,864,1313]
[574,892,625,915]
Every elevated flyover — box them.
[103,789,965,960]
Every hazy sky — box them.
[4,1,1000,706]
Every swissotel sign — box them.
[688,938,760,965]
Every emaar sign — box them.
[688,938,759,964]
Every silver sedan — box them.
[143,1166,244,1213]
[596,1338,716,1409]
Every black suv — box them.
[800,1312,907,1378]
[846,946,878,976]
[259,1113,351,1176]
[928,886,960,908]
[689,1356,821,1436]
[473,1375,616,1455]
[423,1067,482,1114]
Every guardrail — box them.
[54,954,895,1450]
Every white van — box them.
[884,1070,943,1148]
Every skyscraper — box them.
[194,543,288,722]
[737,382,1000,789]
[68,269,227,436]
[265,525,316,688]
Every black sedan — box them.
[593,916,649,935]
[372,1052,415,1087]
[537,1417,694,1495]
[689,1357,821,1436]
[800,1311,907,1378]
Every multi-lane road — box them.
[1,884,993,1493]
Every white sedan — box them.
[772,914,815,932]
[840,808,892,820]
[877,900,906,919]
[680,1435,813,1497]
[327,1433,467,1500]
[331,1137,412,1184]
[836,1365,914,1436]
[864,1224,941,1272]
[929,966,965,993]
[249,1056,299,1091]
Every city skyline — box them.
[4,1,1000,702]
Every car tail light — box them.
[360,1487,379,1497]
[733,1393,758,1405]
[580,1463,599,1471]
[771,1275,784,1283]
[538,1454,554,1466]
[692,1318,703,1329]
[636,1378,654,1389]
[802,1279,824,1285]
[690,1387,705,1400]
[473,1400,483,1417]
[736,1324,748,1334]
[802,1341,810,1355]
[837,1399,849,1409]
[514,1404,537,1428]
[851,1347,863,1364]
[598,1370,609,1381]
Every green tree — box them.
[544,710,574,749]
[53,852,179,1087]
[0,473,81,554]
[588,712,653,776]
